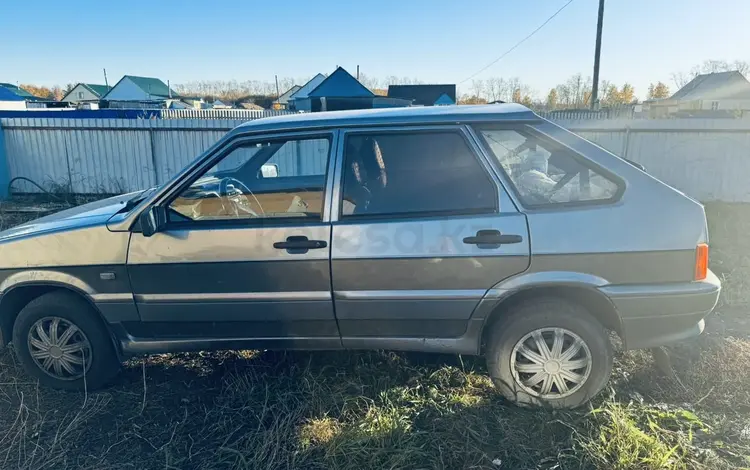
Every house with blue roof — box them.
[0,83,54,109]
[0,86,27,110]
[289,67,409,112]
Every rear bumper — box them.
[599,270,721,350]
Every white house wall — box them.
[64,85,100,103]
[290,75,326,100]
[703,99,750,111]
[0,101,26,110]
[104,78,153,101]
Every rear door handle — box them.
[463,229,523,247]
[273,236,327,254]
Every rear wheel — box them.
[12,291,121,390]
[485,297,613,408]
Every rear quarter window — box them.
[474,126,621,207]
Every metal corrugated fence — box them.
[2,116,750,201]
[1,118,242,193]
[0,117,329,194]
[555,118,750,202]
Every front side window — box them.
[475,127,620,206]
[340,131,497,218]
[169,137,330,222]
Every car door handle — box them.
[463,230,523,246]
[273,236,327,250]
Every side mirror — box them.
[260,163,279,178]
[139,206,167,237]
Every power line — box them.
[459,0,575,85]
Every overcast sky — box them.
[2,0,748,99]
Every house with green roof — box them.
[61,83,112,103]
[101,75,179,107]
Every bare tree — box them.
[486,77,513,102]
[383,76,422,86]
[471,79,486,101]
[671,59,750,89]
[671,71,694,89]
[732,60,750,76]
[358,73,383,92]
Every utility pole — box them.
[590,0,605,110]
[103,68,109,88]
[275,75,280,99]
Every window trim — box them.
[470,123,625,210]
[159,131,337,230]
[332,125,500,223]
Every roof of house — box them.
[387,84,457,106]
[61,83,111,101]
[236,103,535,133]
[239,102,265,110]
[102,75,178,99]
[0,86,25,101]
[433,93,455,105]
[276,85,301,104]
[670,71,750,101]
[83,83,111,97]
[307,67,374,98]
[0,83,46,101]
[289,74,327,100]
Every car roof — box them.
[233,104,539,134]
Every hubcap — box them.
[27,317,92,381]
[510,327,592,399]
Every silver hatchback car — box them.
[0,105,720,408]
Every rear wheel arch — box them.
[0,284,118,354]
[480,284,622,353]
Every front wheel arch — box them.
[0,284,120,357]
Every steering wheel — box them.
[218,177,261,217]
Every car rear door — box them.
[328,125,530,345]
[126,131,340,349]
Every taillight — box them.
[695,243,708,281]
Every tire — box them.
[485,297,613,409]
[12,291,121,390]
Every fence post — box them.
[622,126,632,159]
[149,127,159,185]
[0,123,7,199]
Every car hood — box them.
[0,192,142,243]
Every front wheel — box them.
[485,298,613,409]
[12,291,121,390]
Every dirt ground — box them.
[0,198,748,470]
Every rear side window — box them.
[475,127,620,207]
[340,131,497,218]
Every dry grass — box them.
[0,199,749,469]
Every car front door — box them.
[329,126,530,346]
[126,131,340,349]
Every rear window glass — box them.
[475,127,620,206]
